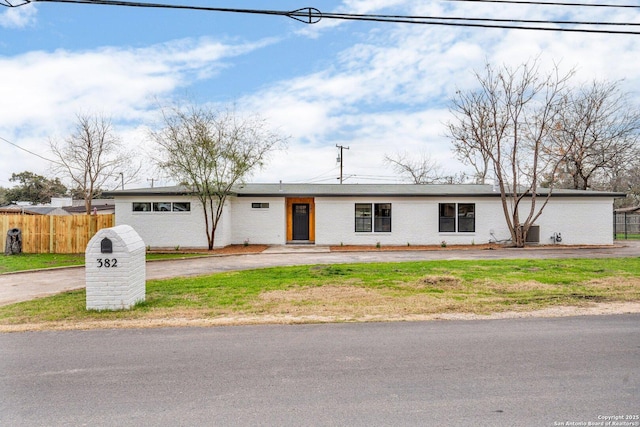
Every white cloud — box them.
[245,2,640,183]
[0,36,277,187]
[0,3,36,29]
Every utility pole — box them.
[336,144,349,184]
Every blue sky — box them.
[2,1,640,189]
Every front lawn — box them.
[1,258,639,331]
[0,252,216,274]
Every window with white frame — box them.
[439,203,475,232]
[132,202,190,213]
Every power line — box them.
[3,0,640,35]
[317,12,640,35]
[0,135,60,165]
[445,0,640,8]
[323,11,640,28]
[296,166,340,184]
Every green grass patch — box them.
[615,233,640,240]
[0,252,209,274]
[0,253,86,273]
[1,258,639,328]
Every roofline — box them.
[102,183,626,199]
[235,192,626,198]
[103,190,626,198]
[102,189,196,197]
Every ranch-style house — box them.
[104,183,624,249]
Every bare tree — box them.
[50,114,139,214]
[447,60,573,247]
[150,103,287,250]
[384,150,444,184]
[547,80,640,191]
[607,148,640,207]
[449,104,495,185]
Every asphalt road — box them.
[1,241,639,306]
[1,315,638,426]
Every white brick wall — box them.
[85,225,146,310]
[113,194,616,247]
[231,197,286,245]
[114,196,230,249]
[522,198,615,245]
[315,196,614,246]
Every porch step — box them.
[262,245,331,254]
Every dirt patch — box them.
[415,275,463,289]
[252,276,640,320]
[3,301,640,332]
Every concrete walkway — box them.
[1,242,638,306]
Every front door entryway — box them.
[286,197,315,243]
[292,204,310,241]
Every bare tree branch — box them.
[50,113,140,214]
[447,59,573,247]
[150,103,288,250]
[547,79,640,191]
[383,150,444,184]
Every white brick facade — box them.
[231,197,287,245]
[114,196,232,249]
[313,196,614,246]
[109,185,619,248]
[85,225,146,310]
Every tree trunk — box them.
[514,224,525,248]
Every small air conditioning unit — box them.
[525,225,540,244]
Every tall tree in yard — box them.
[50,114,139,214]
[547,80,640,191]
[150,104,287,250]
[446,60,573,247]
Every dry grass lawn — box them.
[3,275,639,332]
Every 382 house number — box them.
[96,258,118,268]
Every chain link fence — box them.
[615,212,640,240]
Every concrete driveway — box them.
[1,241,638,306]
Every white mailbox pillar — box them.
[85,224,146,310]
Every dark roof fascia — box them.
[235,192,503,198]
[106,191,194,197]
[102,189,196,197]
[235,191,626,198]
[104,184,625,199]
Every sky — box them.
[1,0,640,190]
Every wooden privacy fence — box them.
[1,214,115,254]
